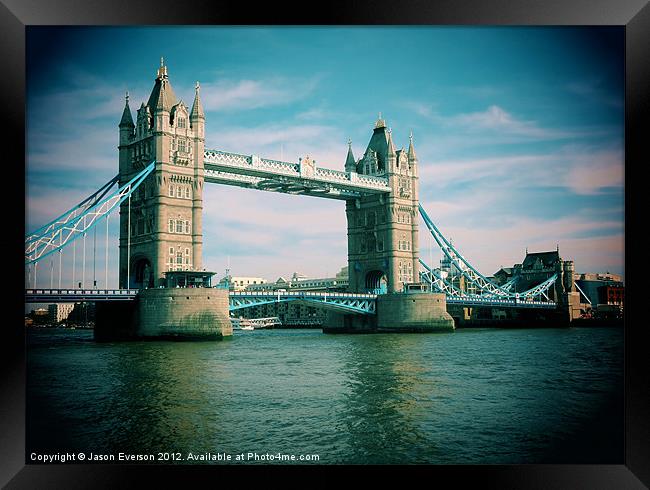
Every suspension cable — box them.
[105,214,109,289]
[82,215,86,289]
[72,240,76,288]
[93,224,97,288]
[127,194,131,289]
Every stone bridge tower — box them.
[345,115,419,293]
[118,59,205,288]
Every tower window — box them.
[184,220,190,234]
[169,184,174,197]
[176,220,183,233]
[184,186,191,199]
[169,247,174,256]
[178,118,186,129]
[168,219,174,233]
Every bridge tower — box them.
[346,115,419,293]
[118,59,205,288]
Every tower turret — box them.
[147,57,177,131]
[344,138,356,173]
[118,91,135,175]
[190,81,205,140]
[386,128,397,174]
[407,131,418,177]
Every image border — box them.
[3,0,648,486]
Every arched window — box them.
[184,186,190,199]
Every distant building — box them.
[48,303,75,324]
[217,276,267,291]
[232,266,349,324]
[440,251,476,295]
[493,267,514,286]
[68,302,95,324]
[244,266,349,292]
[573,272,624,310]
[599,284,624,308]
[30,308,49,325]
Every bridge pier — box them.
[95,288,232,341]
[323,291,454,333]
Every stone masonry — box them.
[118,59,205,288]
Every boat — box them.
[231,317,254,330]
[230,316,282,330]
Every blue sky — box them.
[26,27,624,288]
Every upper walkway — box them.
[204,149,391,200]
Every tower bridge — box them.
[25,61,581,339]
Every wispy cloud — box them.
[566,81,623,109]
[200,76,319,111]
[418,144,623,196]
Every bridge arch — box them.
[365,270,387,294]
[131,256,153,289]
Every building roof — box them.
[494,267,514,276]
[361,118,390,172]
[522,251,560,270]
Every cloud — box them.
[417,144,623,196]
[566,81,623,109]
[200,76,319,111]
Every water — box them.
[26,327,623,464]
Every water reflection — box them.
[337,334,440,464]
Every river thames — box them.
[26,326,623,465]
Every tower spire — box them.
[386,128,396,157]
[375,112,386,129]
[190,80,204,120]
[119,90,134,128]
[345,137,356,172]
[408,130,418,162]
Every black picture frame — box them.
[3,0,647,487]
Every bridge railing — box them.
[26,288,140,296]
[229,291,377,299]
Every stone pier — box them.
[95,288,232,341]
[323,291,454,333]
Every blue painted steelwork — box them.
[419,205,557,301]
[229,291,377,314]
[419,257,557,303]
[25,162,156,265]
[26,175,119,242]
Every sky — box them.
[25,26,624,289]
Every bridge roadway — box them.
[204,149,391,200]
[25,289,556,310]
